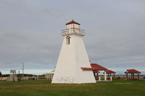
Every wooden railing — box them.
[61,29,85,36]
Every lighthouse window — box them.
[66,36,71,45]
[68,38,70,44]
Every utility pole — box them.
[18,70,20,82]
[0,71,2,81]
[22,63,24,80]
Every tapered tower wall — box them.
[52,35,77,83]
[74,35,96,83]
[52,20,96,83]
[52,35,96,83]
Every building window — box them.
[67,38,70,44]
[66,36,71,45]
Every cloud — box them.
[0,0,145,74]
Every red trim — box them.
[66,35,71,38]
[81,68,96,70]
[125,69,141,73]
[66,35,71,45]
[61,29,85,35]
[81,63,108,71]
[106,70,116,74]
[66,20,80,25]
[90,63,108,70]
[73,23,74,32]
[125,69,141,81]
[93,70,100,73]
[108,73,109,78]
[97,73,98,80]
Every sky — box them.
[0,0,145,75]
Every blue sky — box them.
[0,0,145,75]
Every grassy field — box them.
[0,80,145,96]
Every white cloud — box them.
[0,0,145,74]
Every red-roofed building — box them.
[91,63,108,71]
[52,20,96,83]
[81,63,108,71]
[125,69,141,80]
[61,20,85,36]
[93,70,100,80]
[106,70,116,79]
[66,20,80,25]
[81,63,108,81]
[53,63,115,81]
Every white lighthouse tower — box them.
[52,20,96,84]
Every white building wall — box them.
[52,35,77,83]
[74,35,96,83]
[68,24,73,33]
[74,24,79,33]
[66,24,80,34]
[52,34,96,83]
[74,24,79,29]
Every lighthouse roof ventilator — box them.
[52,20,96,84]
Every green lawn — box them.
[0,80,145,96]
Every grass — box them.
[0,80,145,96]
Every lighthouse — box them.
[52,20,96,83]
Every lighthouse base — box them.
[52,34,96,84]
[52,69,96,84]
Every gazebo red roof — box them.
[66,20,80,25]
[93,70,100,73]
[125,69,141,73]
[81,68,96,70]
[106,70,116,74]
[81,63,108,71]
[90,63,108,70]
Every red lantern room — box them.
[61,20,85,36]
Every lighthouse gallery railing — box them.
[61,29,85,36]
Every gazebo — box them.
[125,69,141,80]
[93,70,100,80]
[81,63,108,81]
[106,70,116,79]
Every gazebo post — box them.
[108,73,109,79]
[125,69,141,81]
[104,70,106,81]
[97,73,98,80]
[131,73,132,80]
[130,73,132,80]
[126,73,127,80]
[94,72,96,79]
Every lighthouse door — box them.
[66,36,71,45]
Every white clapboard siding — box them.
[52,21,96,84]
